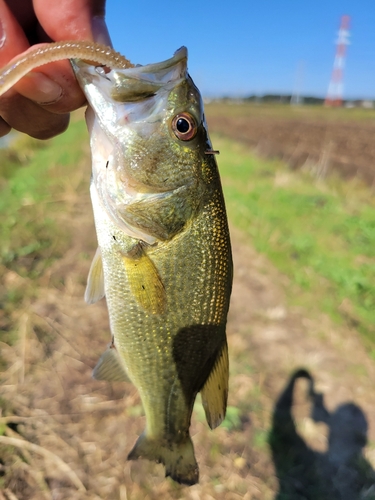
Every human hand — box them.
[0,0,110,139]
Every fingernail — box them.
[16,72,63,105]
[91,16,112,46]
[0,18,6,49]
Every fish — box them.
[73,46,233,485]
[0,42,233,485]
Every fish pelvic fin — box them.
[92,342,129,382]
[85,247,105,304]
[200,340,229,429]
[127,432,199,486]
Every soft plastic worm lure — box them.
[0,40,134,96]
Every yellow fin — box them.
[122,250,166,315]
[93,343,129,382]
[200,341,229,429]
[85,247,105,304]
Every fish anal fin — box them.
[200,341,229,429]
[127,432,199,486]
[85,247,105,304]
[93,343,129,382]
[122,250,167,315]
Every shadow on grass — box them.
[269,369,375,500]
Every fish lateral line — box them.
[0,41,134,96]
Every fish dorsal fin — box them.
[122,247,167,315]
[85,247,105,304]
[200,341,229,429]
[93,343,129,382]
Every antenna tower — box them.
[325,15,350,106]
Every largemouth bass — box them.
[0,43,233,485]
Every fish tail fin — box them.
[127,432,199,486]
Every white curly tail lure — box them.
[0,41,134,96]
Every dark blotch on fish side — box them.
[172,323,224,402]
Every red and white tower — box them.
[325,15,351,107]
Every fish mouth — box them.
[71,46,188,103]
[112,46,187,81]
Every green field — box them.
[0,120,88,272]
[0,119,89,355]
[213,135,375,350]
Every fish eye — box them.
[171,113,197,141]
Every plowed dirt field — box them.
[206,103,375,186]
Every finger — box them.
[4,0,34,31]
[33,0,110,44]
[0,0,110,137]
[1,0,108,115]
[0,91,70,139]
[0,116,11,137]
[26,0,111,113]
[8,48,87,114]
[0,1,69,122]
[0,0,30,65]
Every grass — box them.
[0,118,89,352]
[214,134,375,349]
[0,119,88,273]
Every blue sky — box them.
[105,1,375,100]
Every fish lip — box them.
[71,46,187,83]
[115,46,187,76]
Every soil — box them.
[1,111,375,499]
[206,106,375,187]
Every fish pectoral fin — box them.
[122,249,167,315]
[85,247,105,304]
[92,344,129,382]
[119,186,193,241]
[200,340,229,430]
[128,432,199,486]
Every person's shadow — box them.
[268,369,375,500]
